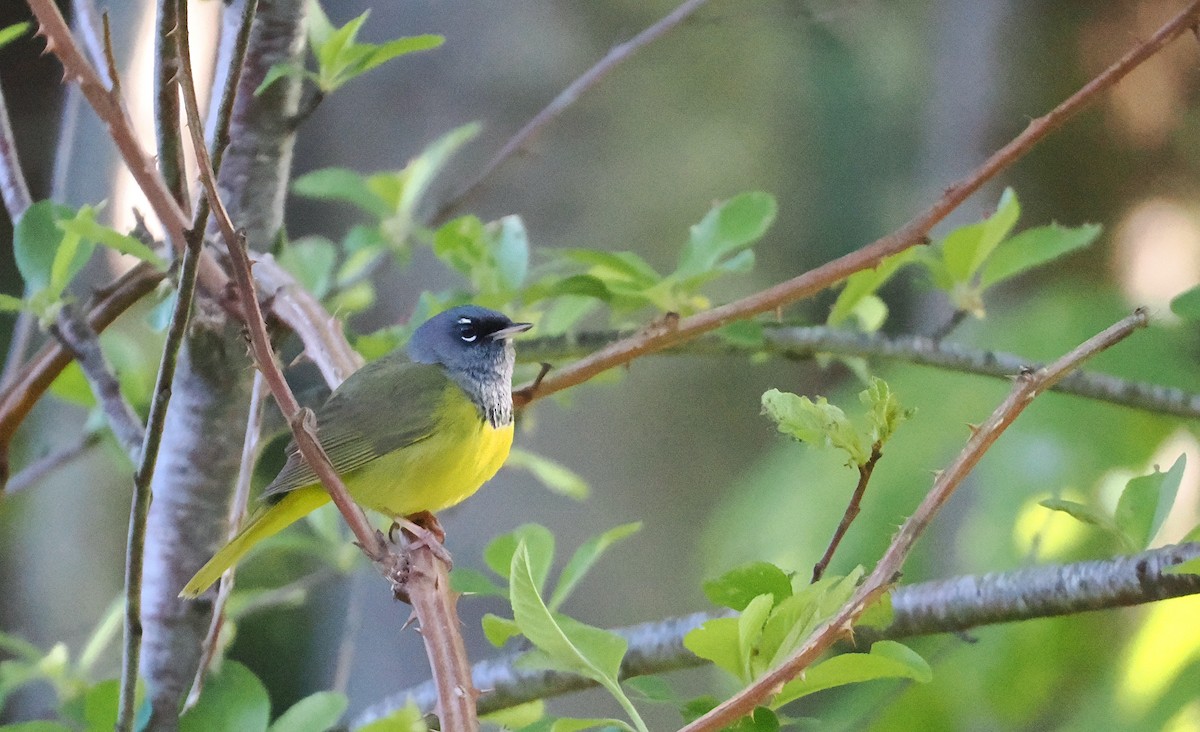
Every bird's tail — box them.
[179,486,330,598]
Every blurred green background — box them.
[3,1,1200,729]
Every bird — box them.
[180,305,532,598]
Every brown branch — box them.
[513,0,1200,409]
[432,0,714,224]
[812,445,881,583]
[681,309,1150,731]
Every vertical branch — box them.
[155,0,189,210]
[0,81,32,220]
[117,221,206,732]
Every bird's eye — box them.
[457,317,478,343]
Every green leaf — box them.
[384,122,480,231]
[345,35,444,80]
[702,562,792,612]
[449,567,507,597]
[493,215,530,291]
[1115,455,1186,550]
[510,543,628,685]
[253,62,310,96]
[683,617,742,678]
[727,707,780,732]
[774,641,931,707]
[861,377,912,447]
[827,249,917,327]
[0,22,31,51]
[561,250,662,291]
[0,294,27,312]
[313,11,368,80]
[979,222,1101,288]
[14,201,76,293]
[623,675,675,702]
[485,524,555,588]
[292,168,391,218]
[180,661,270,732]
[482,613,522,647]
[506,448,590,500]
[674,192,776,282]
[940,187,1020,283]
[58,205,165,268]
[268,691,347,732]
[549,522,642,611]
[481,699,546,730]
[82,679,120,732]
[1170,284,1200,322]
[278,237,337,299]
[1039,498,1132,551]
[737,594,774,680]
[305,0,335,48]
[761,389,868,466]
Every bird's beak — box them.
[489,322,533,341]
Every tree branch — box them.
[512,0,1200,409]
[515,325,1200,420]
[48,307,145,460]
[355,542,1200,723]
[0,78,32,221]
[681,309,1149,730]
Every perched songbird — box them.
[181,305,532,597]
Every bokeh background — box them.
[3,1,1200,729]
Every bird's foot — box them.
[389,512,453,568]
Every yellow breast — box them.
[344,386,514,518]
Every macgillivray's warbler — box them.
[180,305,532,597]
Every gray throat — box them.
[451,346,516,428]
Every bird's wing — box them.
[261,359,451,497]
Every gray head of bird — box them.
[407,305,533,379]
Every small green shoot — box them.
[1040,454,1187,552]
[761,377,911,468]
[257,0,443,96]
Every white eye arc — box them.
[457,317,472,324]
[461,334,477,342]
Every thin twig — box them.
[0,263,165,488]
[681,309,1150,731]
[155,0,189,210]
[48,307,145,460]
[4,432,100,494]
[812,445,881,583]
[0,79,33,220]
[512,0,1200,409]
[357,542,1200,723]
[186,370,267,710]
[432,0,714,224]
[116,202,207,732]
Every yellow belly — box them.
[344,388,514,518]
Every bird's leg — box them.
[391,511,453,568]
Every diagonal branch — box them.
[512,0,1200,409]
[48,307,145,460]
[516,326,1200,420]
[680,309,1150,731]
[432,0,714,224]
